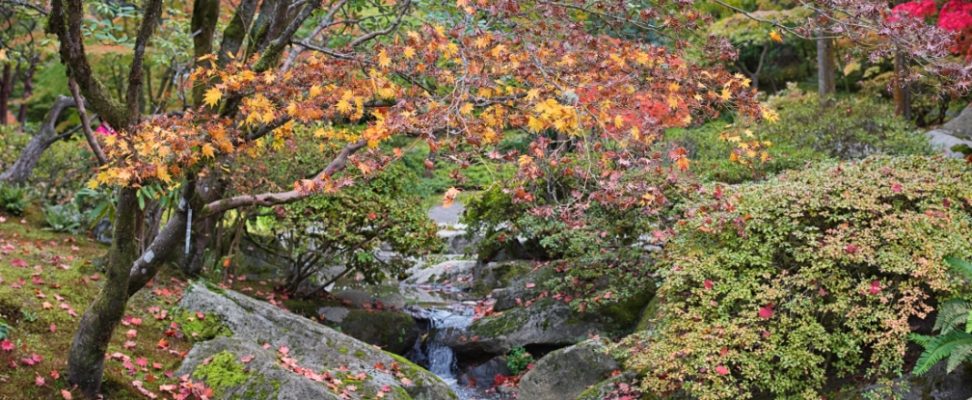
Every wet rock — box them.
[518,339,620,400]
[177,283,456,400]
[333,309,421,355]
[438,229,477,255]
[575,372,642,400]
[448,299,607,357]
[459,356,511,389]
[405,259,478,289]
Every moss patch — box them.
[191,351,249,397]
[173,308,231,342]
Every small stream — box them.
[402,286,505,400]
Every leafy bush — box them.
[909,257,972,376]
[463,154,678,311]
[42,203,83,233]
[0,184,29,216]
[506,347,534,375]
[669,86,931,183]
[249,164,442,296]
[624,156,972,399]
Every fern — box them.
[934,298,972,334]
[945,256,972,280]
[912,331,972,375]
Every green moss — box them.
[173,308,231,342]
[469,307,528,337]
[192,351,249,397]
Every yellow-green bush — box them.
[624,156,972,399]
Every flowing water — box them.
[403,287,504,400]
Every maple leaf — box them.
[758,305,774,320]
[460,102,474,115]
[769,31,784,43]
[335,99,353,114]
[203,87,222,108]
[201,143,216,158]
[60,389,73,400]
[378,50,392,69]
[442,187,461,208]
[403,46,416,60]
[1,339,14,352]
[35,375,45,387]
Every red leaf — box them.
[869,280,882,295]
[1,339,14,352]
[703,279,714,290]
[715,365,729,376]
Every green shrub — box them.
[0,184,29,215]
[669,86,931,183]
[506,347,534,375]
[42,203,82,233]
[624,156,972,399]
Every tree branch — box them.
[126,0,165,120]
[202,139,367,215]
[48,0,129,129]
[68,78,108,165]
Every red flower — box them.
[890,0,938,22]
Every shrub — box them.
[42,203,82,233]
[669,86,931,183]
[506,347,534,375]
[250,164,442,296]
[624,156,972,399]
[0,184,29,216]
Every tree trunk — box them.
[0,64,13,125]
[67,188,139,398]
[16,55,38,124]
[893,51,912,120]
[0,96,76,183]
[816,31,836,106]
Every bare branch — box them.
[68,78,108,165]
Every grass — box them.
[0,215,195,399]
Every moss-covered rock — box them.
[176,283,457,400]
[518,339,620,400]
[336,309,420,355]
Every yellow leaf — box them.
[769,31,783,43]
[843,61,861,76]
[460,102,474,115]
[335,99,353,114]
[525,89,540,102]
[378,50,392,69]
[403,46,416,60]
[201,143,216,158]
[203,87,222,108]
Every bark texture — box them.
[66,188,138,398]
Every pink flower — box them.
[94,123,116,136]
[869,280,882,295]
[758,305,774,320]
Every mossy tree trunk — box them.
[66,188,138,397]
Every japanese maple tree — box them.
[43,0,768,397]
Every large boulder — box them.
[443,299,608,357]
[176,283,456,400]
[941,105,972,140]
[926,129,972,159]
[517,339,620,400]
[332,309,420,355]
